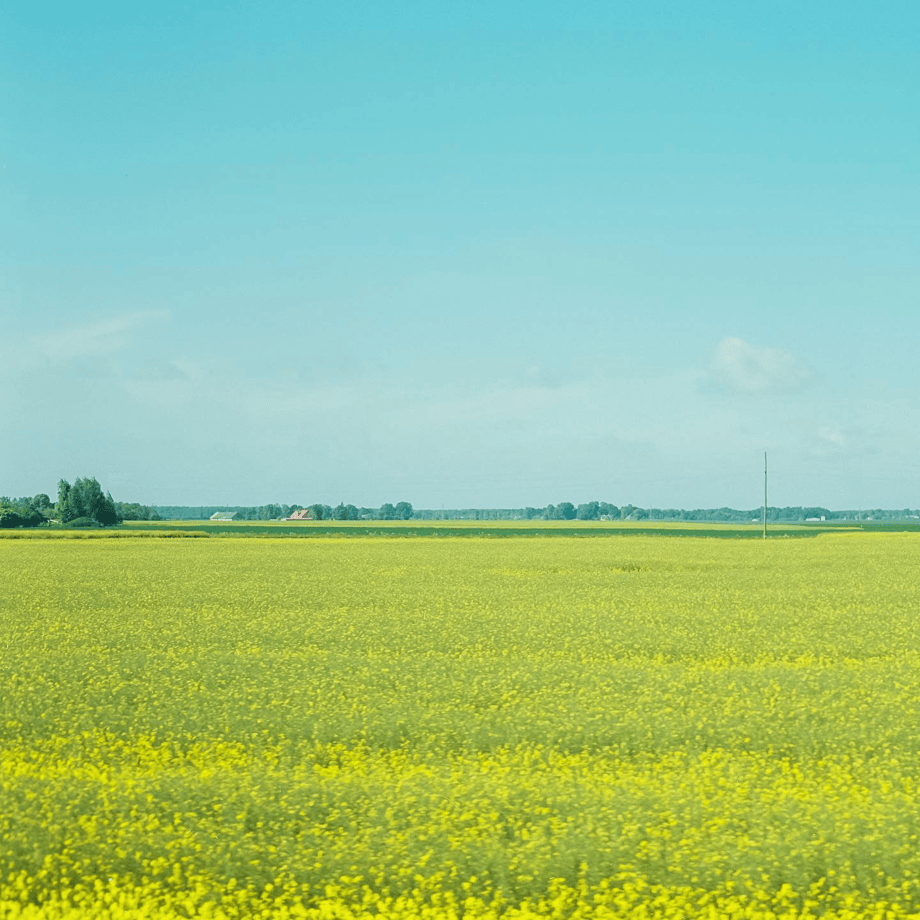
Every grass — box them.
[2,530,920,917]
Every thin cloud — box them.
[807,424,848,457]
[35,310,169,361]
[133,358,189,382]
[520,364,568,389]
[703,337,815,395]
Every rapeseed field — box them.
[2,531,920,918]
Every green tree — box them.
[57,480,71,519]
[394,501,414,520]
[81,478,106,523]
[0,508,45,528]
[62,485,85,523]
[99,490,119,526]
[31,494,52,512]
[57,477,118,526]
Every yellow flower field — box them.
[2,531,920,918]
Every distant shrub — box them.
[64,516,102,529]
[0,510,45,529]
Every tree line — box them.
[4,484,918,529]
[0,478,161,528]
[412,503,920,522]
[302,501,414,521]
[0,493,52,528]
[152,502,415,521]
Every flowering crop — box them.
[3,532,920,917]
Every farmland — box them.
[3,528,920,918]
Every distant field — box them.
[83,517,906,538]
[121,518,920,538]
[125,519,813,539]
[5,518,916,540]
[3,531,920,918]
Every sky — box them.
[2,2,918,510]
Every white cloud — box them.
[806,424,849,458]
[703,337,814,395]
[34,310,169,361]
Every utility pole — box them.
[763,451,768,540]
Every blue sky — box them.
[3,2,918,509]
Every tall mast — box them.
[763,451,768,540]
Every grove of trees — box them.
[1,478,145,528]
[56,478,119,526]
[114,502,162,521]
[0,492,50,528]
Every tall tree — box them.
[31,494,52,512]
[394,501,414,520]
[57,480,71,518]
[62,484,85,522]
[57,477,118,525]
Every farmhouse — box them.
[287,509,313,521]
[210,511,240,521]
